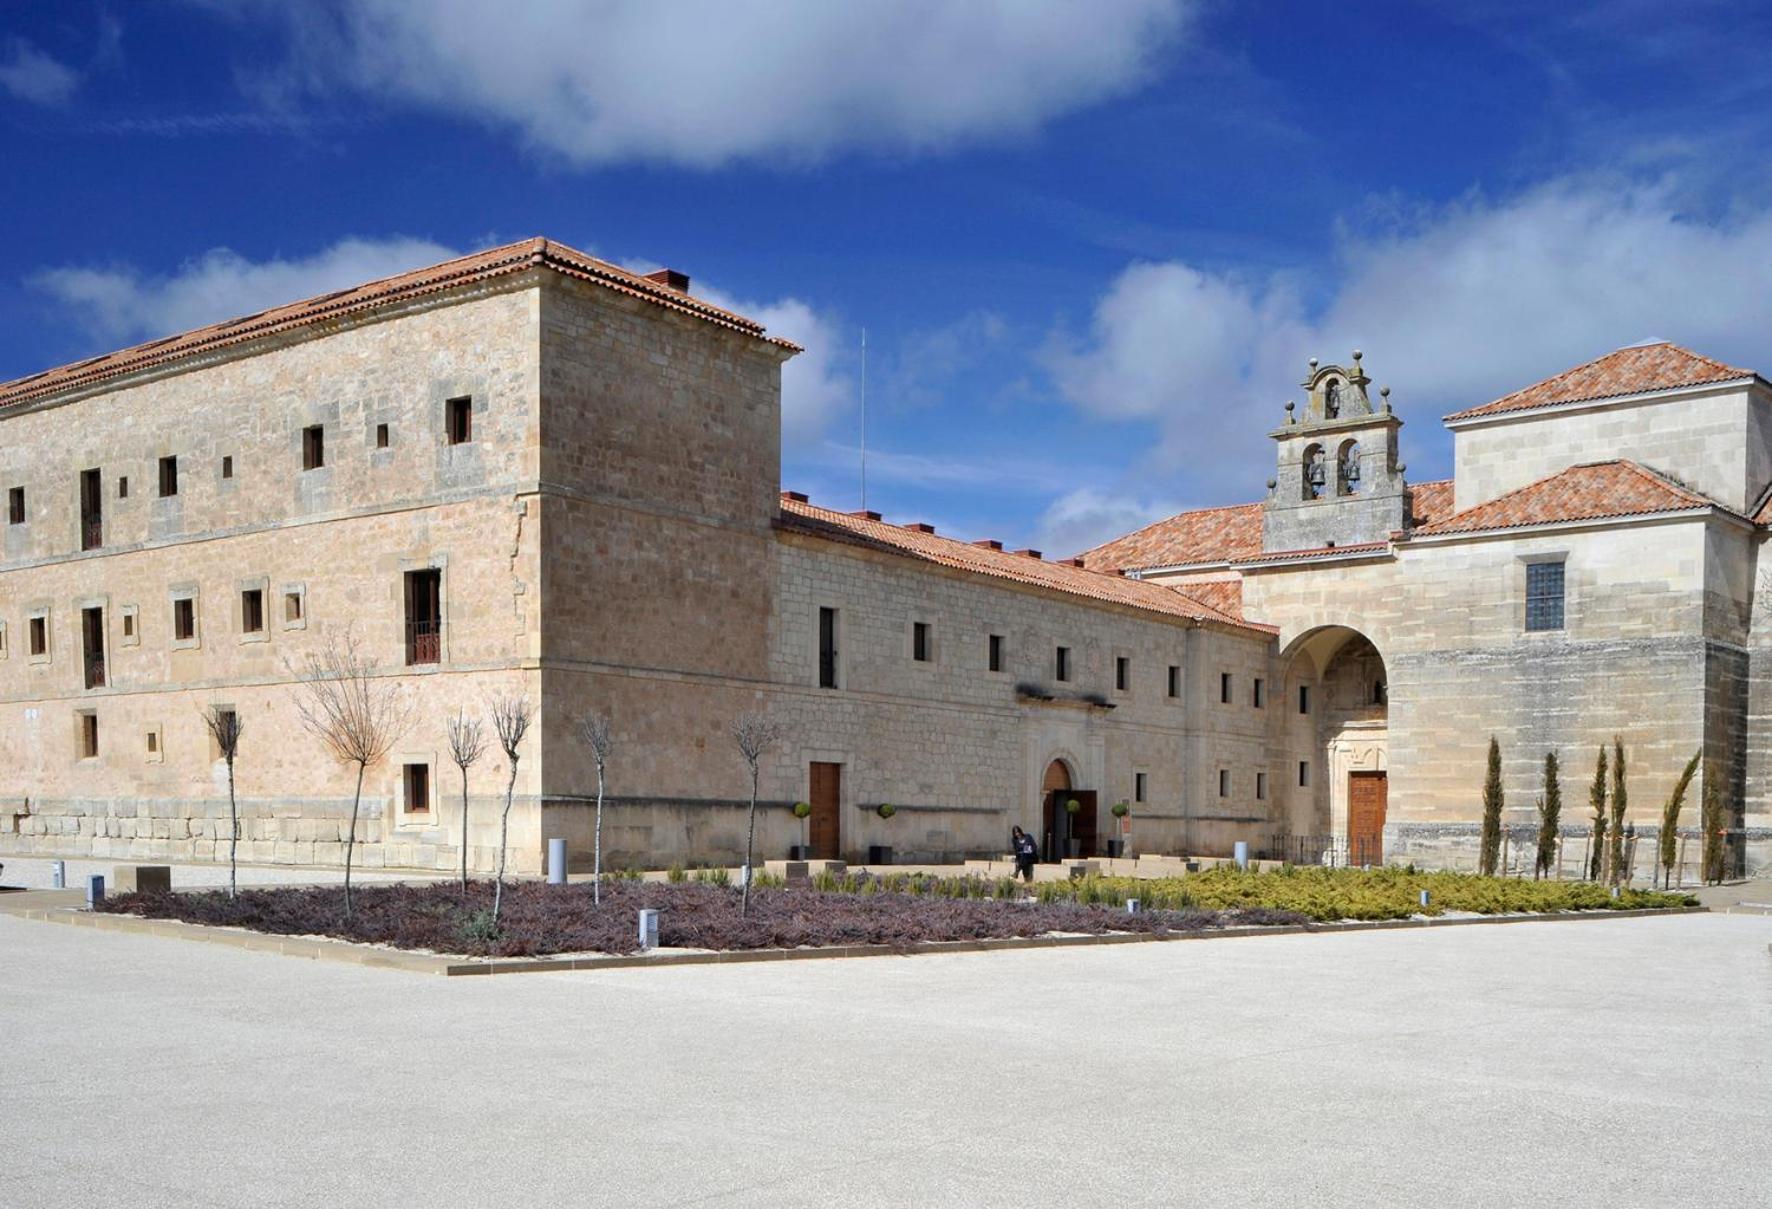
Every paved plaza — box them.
[1,894,1767,1207]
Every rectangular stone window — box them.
[146,727,162,762]
[119,605,139,647]
[222,455,234,479]
[76,711,99,760]
[241,588,265,635]
[283,586,307,629]
[1167,665,1180,698]
[1299,685,1310,715]
[1298,760,1310,788]
[172,595,198,646]
[81,606,105,689]
[29,613,48,658]
[446,396,473,445]
[1055,646,1071,682]
[1256,772,1268,800]
[1115,656,1130,692]
[158,455,179,498]
[818,607,839,688]
[988,633,1004,673]
[1219,672,1232,704]
[1253,677,1265,708]
[376,423,391,450]
[1526,561,1565,632]
[404,762,431,813]
[1134,772,1147,803]
[404,568,443,665]
[7,486,22,525]
[117,475,128,499]
[0,621,7,659]
[912,621,931,663]
[303,424,326,470]
[80,468,102,550]
[209,708,239,761]
[1218,769,1230,798]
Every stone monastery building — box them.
[0,238,1765,876]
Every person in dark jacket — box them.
[1011,826,1038,883]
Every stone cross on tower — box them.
[1261,351,1407,552]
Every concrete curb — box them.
[14,902,1711,977]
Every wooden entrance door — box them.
[1348,771,1387,866]
[809,762,842,860]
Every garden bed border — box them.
[14,900,1710,977]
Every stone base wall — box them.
[1387,821,1769,880]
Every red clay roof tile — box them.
[1415,460,1730,536]
[1444,342,1755,422]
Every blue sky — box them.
[4,1,1772,554]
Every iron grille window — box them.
[818,607,838,688]
[405,569,442,665]
[1526,562,1565,631]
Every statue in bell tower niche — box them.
[1306,447,1328,499]
[1324,378,1342,419]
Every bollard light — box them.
[85,873,104,908]
[637,908,660,950]
[546,837,567,886]
[1610,886,1621,900]
[1126,898,1140,914]
[1233,841,1249,870]
[1419,889,1430,908]
[51,860,66,889]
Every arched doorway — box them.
[1283,626,1388,865]
[1039,758,1097,861]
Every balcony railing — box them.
[81,517,102,551]
[406,619,441,666]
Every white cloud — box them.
[1046,176,1772,507]
[31,237,459,344]
[0,40,81,105]
[1035,487,1178,558]
[245,0,1191,167]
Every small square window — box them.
[173,598,196,643]
[1218,769,1230,798]
[158,455,178,498]
[912,621,931,663]
[1253,677,1265,708]
[285,590,305,625]
[241,589,265,635]
[221,455,234,480]
[29,615,48,657]
[122,611,135,639]
[1526,561,1565,632]
[1167,665,1180,698]
[1115,656,1129,692]
[376,423,390,450]
[1298,761,1310,788]
[77,712,99,760]
[1055,646,1071,682]
[303,425,325,470]
[446,396,473,445]
[7,486,22,525]
[1134,772,1147,803]
[1220,672,1232,704]
[988,634,1004,673]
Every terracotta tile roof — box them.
[1233,540,1389,565]
[1078,478,1453,573]
[1170,579,1243,618]
[1444,342,1756,422]
[1416,460,1732,537]
[1078,502,1263,572]
[0,237,799,414]
[776,496,1270,634]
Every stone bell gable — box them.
[1261,351,1408,552]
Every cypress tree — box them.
[1659,750,1701,888]
[1607,737,1628,883]
[1479,736,1503,876]
[1534,750,1561,879]
[1700,766,1726,884]
[1587,746,1608,880]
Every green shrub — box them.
[667,863,688,883]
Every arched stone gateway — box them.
[1283,625,1388,865]
[1039,757,1096,862]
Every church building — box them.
[0,238,1763,877]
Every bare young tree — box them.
[201,704,245,899]
[445,709,487,896]
[489,694,533,924]
[290,629,413,916]
[578,712,614,905]
[730,712,783,916]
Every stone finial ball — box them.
[1284,400,1295,411]
[1352,349,1363,361]
[1397,462,1407,474]
[1308,357,1319,369]
[1266,478,1277,489]
[1380,385,1390,397]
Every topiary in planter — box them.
[792,801,812,819]
[876,803,897,820]
[1064,798,1081,815]
[1111,801,1131,818]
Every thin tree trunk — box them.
[494,763,516,923]
[460,764,470,898]
[594,762,605,907]
[227,758,239,899]
[742,765,759,917]
[345,762,365,916]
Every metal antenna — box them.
[859,327,868,511]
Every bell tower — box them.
[1261,351,1407,552]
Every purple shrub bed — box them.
[97,879,1311,958]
